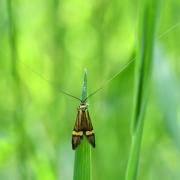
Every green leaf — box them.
[73,69,92,180]
[125,0,159,179]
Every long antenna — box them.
[84,58,134,101]
[52,84,81,101]
[19,59,133,102]
[83,22,180,101]
[13,22,180,102]
[19,60,81,101]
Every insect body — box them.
[18,59,132,150]
[72,102,95,150]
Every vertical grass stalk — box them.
[125,0,159,179]
[6,0,28,179]
[73,69,92,180]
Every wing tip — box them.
[72,135,83,150]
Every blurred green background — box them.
[0,0,180,179]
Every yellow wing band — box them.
[72,131,83,136]
[86,130,94,136]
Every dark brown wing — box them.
[72,110,83,150]
[72,109,95,150]
[84,110,95,148]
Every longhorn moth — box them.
[19,59,133,149]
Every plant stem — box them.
[73,69,92,180]
[125,0,159,179]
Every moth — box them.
[18,59,132,150]
[72,101,95,150]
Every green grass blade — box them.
[125,0,159,179]
[73,69,92,180]
[6,0,30,179]
[131,0,159,133]
[74,140,91,180]
[81,69,88,101]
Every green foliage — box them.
[74,139,91,180]
[73,70,92,180]
[125,0,159,179]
